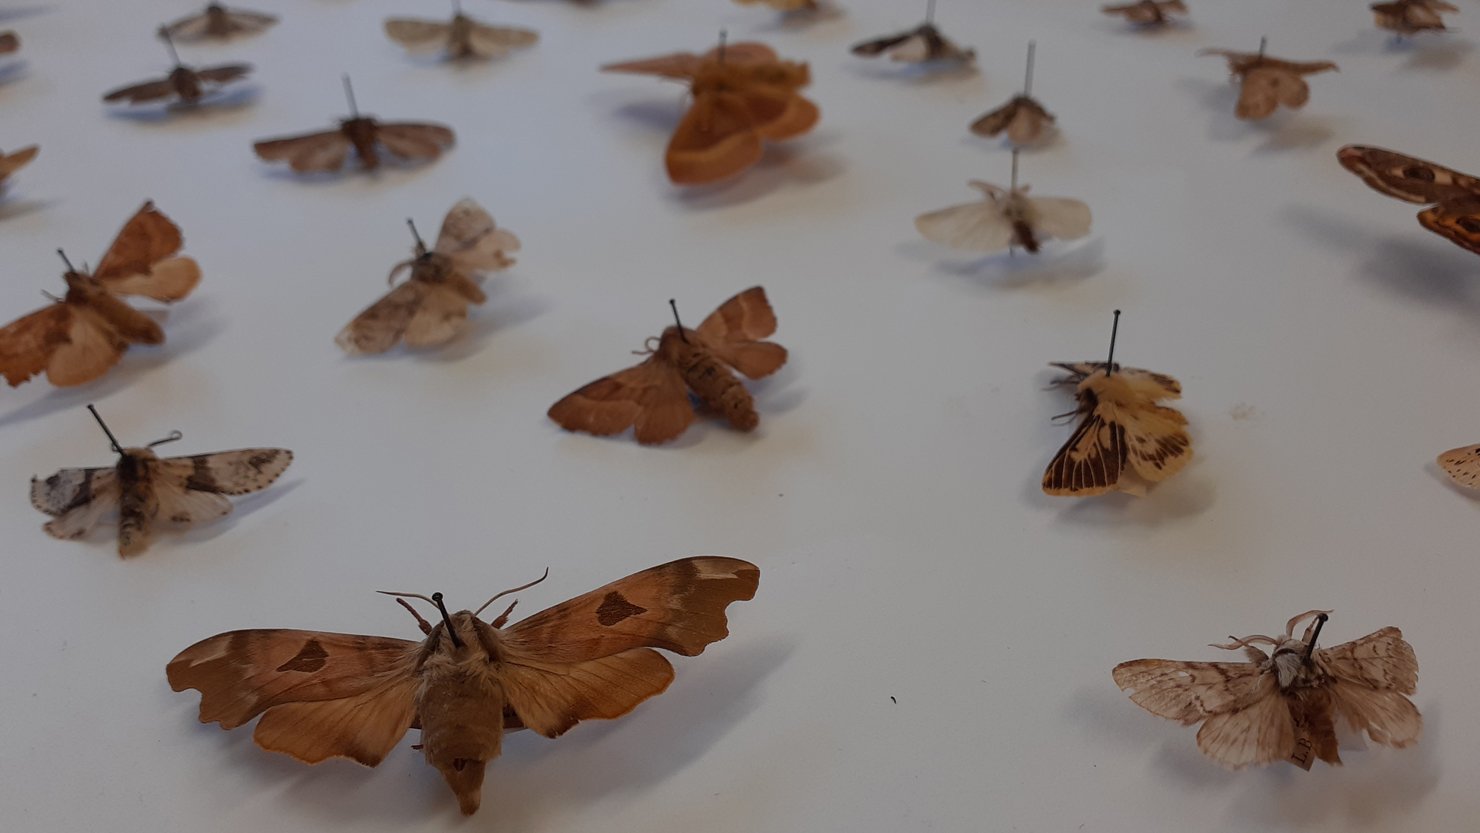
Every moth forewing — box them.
[1437,444,1480,488]
[164,4,278,40]
[1337,145,1480,257]
[0,145,39,188]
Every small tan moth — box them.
[161,3,278,41]
[1337,145,1480,257]
[385,1,538,60]
[253,77,455,173]
[1200,39,1337,121]
[1372,0,1457,36]
[1114,611,1421,769]
[337,199,520,354]
[852,0,974,65]
[970,42,1055,146]
[1102,0,1188,27]
[916,151,1090,254]
[1042,312,1190,497]
[0,145,38,191]
[168,557,759,815]
[103,30,251,106]
[32,406,293,557]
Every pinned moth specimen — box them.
[168,557,759,815]
[1372,0,1457,36]
[1101,0,1188,27]
[733,0,826,14]
[337,199,520,355]
[1337,145,1480,257]
[1114,611,1421,770]
[33,405,293,557]
[161,3,278,41]
[0,31,18,54]
[916,151,1091,254]
[602,40,818,185]
[1437,444,1480,488]
[385,0,539,61]
[102,30,251,107]
[971,41,1055,146]
[0,145,38,191]
[0,201,200,388]
[1042,311,1191,497]
[852,0,973,65]
[1199,39,1337,121]
[253,77,455,173]
[549,288,786,445]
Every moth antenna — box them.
[432,592,464,648]
[57,249,76,273]
[1211,634,1279,650]
[406,218,427,254]
[1023,40,1036,97]
[632,335,661,356]
[1103,309,1121,377]
[377,589,437,605]
[40,290,62,303]
[1303,613,1329,659]
[86,404,124,454]
[386,260,414,286]
[1285,608,1332,639]
[159,26,181,66]
[342,74,359,118]
[925,0,937,25]
[489,600,518,628]
[393,597,433,634]
[148,430,184,448]
[670,298,689,343]
[473,567,550,618]
[1048,407,1081,424]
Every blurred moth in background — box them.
[168,557,759,815]
[851,0,974,65]
[1042,311,1190,497]
[916,151,1091,254]
[0,201,200,387]
[0,145,39,193]
[1372,0,1457,36]
[338,199,520,355]
[1101,0,1188,28]
[33,406,292,557]
[602,39,818,186]
[549,287,787,445]
[385,0,539,61]
[161,2,278,41]
[733,0,829,15]
[253,76,455,173]
[970,41,1056,146]
[1437,444,1480,488]
[1114,611,1421,770]
[1337,145,1480,257]
[103,29,251,107]
[1199,39,1337,121]
[0,31,18,53]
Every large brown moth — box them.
[168,557,759,815]
[548,287,787,445]
[102,30,251,107]
[0,31,18,54]
[1101,0,1188,27]
[337,199,520,355]
[0,201,200,388]
[253,77,455,173]
[970,41,1055,146]
[1337,145,1480,257]
[1042,311,1190,497]
[1372,0,1457,36]
[851,0,974,65]
[916,150,1091,254]
[1114,611,1421,770]
[1199,39,1337,121]
[385,0,538,60]
[0,145,38,191]
[33,405,293,557]
[161,2,278,41]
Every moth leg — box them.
[395,598,434,635]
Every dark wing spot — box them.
[185,456,222,492]
[169,512,192,523]
[596,591,647,627]
[1401,165,1437,182]
[275,639,329,672]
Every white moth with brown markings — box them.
[31,406,292,557]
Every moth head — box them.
[429,747,487,815]
[57,250,98,291]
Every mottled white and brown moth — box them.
[1102,0,1188,27]
[1042,312,1190,497]
[0,145,38,191]
[1199,39,1337,121]
[851,0,974,65]
[549,288,787,445]
[103,30,251,106]
[161,2,278,41]
[253,77,454,173]
[970,42,1055,146]
[1338,145,1480,257]
[337,199,520,355]
[1114,611,1421,769]
[0,201,199,387]
[33,406,293,557]
[916,151,1090,254]
[1372,0,1457,36]
[385,1,538,60]
[169,557,758,815]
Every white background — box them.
[1,0,1477,830]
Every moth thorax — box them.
[412,253,454,284]
[341,117,379,163]
[449,15,474,55]
[117,448,159,478]
[659,328,758,430]
[170,66,202,100]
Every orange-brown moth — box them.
[1101,0,1188,27]
[103,30,251,107]
[602,39,819,185]
[161,2,278,41]
[33,405,292,557]
[385,0,539,60]
[0,145,39,191]
[168,557,759,815]
[549,287,787,445]
[1372,0,1456,36]
[1337,145,1480,257]
[1114,611,1421,770]
[1199,39,1337,121]
[970,42,1055,146]
[0,31,18,54]
[1042,312,1191,497]
[253,77,455,173]
[851,0,974,64]
[337,199,520,355]
[0,201,200,388]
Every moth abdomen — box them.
[672,344,757,431]
[1012,220,1041,253]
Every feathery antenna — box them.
[342,74,358,118]
[432,592,463,648]
[1104,309,1121,377]
[86,404,124,455]
[1023,40,1036,97]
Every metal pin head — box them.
[431,591,464,647]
